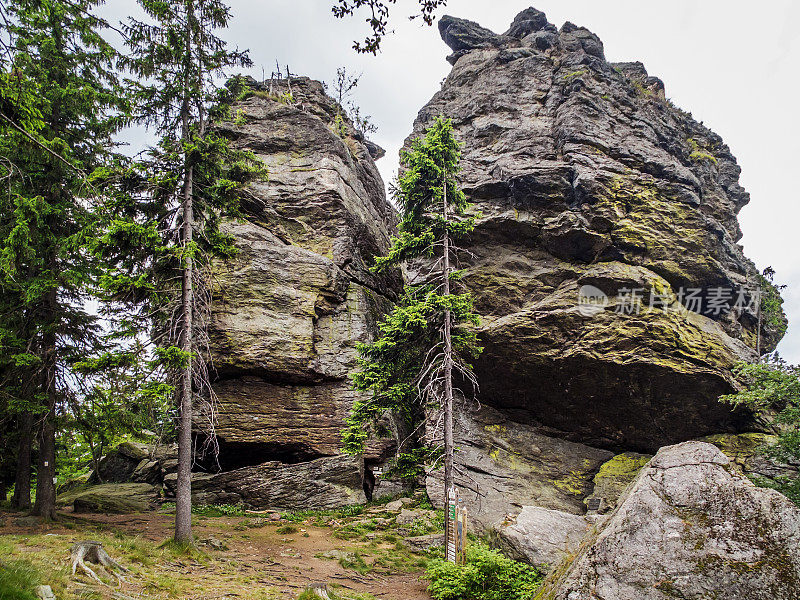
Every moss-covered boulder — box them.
[59,483,159,514]
[536,442,800,600]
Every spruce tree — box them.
[105,0,262,543]
[344,117,480,543]
[0,0,126,518]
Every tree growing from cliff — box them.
[720,356,800,505]
[344,117,480,541]
[0,0,128,518]
[99,0,264,544]
[328,66,377,137]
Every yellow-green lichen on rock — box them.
[585,452,652,513]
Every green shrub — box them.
[0,559,42,600]
[276,525,298,534]
[425,544,541,600]
[720,356,800,505]
[192,503,246,517]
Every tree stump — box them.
[304,583,331,599]
[70,541,129,584]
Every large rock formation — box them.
[414,9,785,457]
[164,455,366,510]
[415,5,788,547]
[201,77,401,501]
[536,442,800,599]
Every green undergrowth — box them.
[0,558,42,600]
[281,504,365,525]
[159,502,247,517]
[426,543,542,600]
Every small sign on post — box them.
[446,487,467,563]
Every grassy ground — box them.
[0,497,440,600]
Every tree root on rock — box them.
[70,540,129,585]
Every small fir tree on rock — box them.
[344,116,481,529]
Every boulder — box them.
[402,534,444,552]
[409,7,785,458]
[88,441,148,483]
[61,483,160,514]
[426,405,612,531]
[395,508,435,527]
[495,506,599,572]
[88,442,176,485]
[204,76,400,480]
[163,455,366,510]
[129,459,162,485]
[536,441,800,599]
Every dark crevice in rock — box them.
[210,368,345,387]
[195,438,328,472]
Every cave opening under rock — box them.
[193,437,327,472]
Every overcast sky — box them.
[101,0,800,362]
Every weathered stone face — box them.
[409,8,786,453]
[426,405,613,530]
[164,455,367,510]
[538,442,800,600]
[205,77,400,476]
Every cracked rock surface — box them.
[206,77,400,477]
[538,441,800,600]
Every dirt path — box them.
[0,504,435,600]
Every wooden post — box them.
[459,504,468,564]
[446,487,457,563]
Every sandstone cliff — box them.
[411,8,785,459]
[202,77,401,500]
[196,5,789,528]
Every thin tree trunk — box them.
[174,1,195,544]
[756,288,762,362]
[12,410,34,510]
[34,295,58,520]
[175,162,194,543]
[442,174,454,555]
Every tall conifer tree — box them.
[344,117,481,543]
[107,0,261,543]
[0,0,126,518]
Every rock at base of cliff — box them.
[163,455,366,511]
[495,506,599,572]
[583,451,652,513]
[426,405,613,532]
[537,441,800,600]
[88,441,177,485]
[60,483,160,514]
